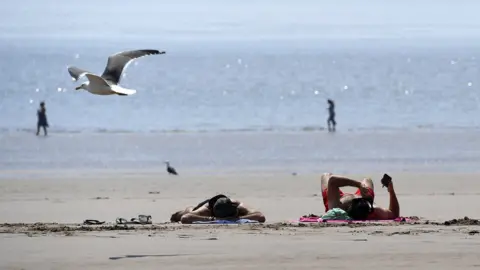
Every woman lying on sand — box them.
[321,173,400,220]
[170,194,266,224]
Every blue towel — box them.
[192,219,259,224]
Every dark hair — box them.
[170,211,183,222]
[347,198,373,220]
[213,197,239,218]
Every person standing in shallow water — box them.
[36,101,48,136]
[327,99,336,132]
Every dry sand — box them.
[1,170,480,269]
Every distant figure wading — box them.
[327,99,336,132]
[36,101,48,136]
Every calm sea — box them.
[1,39,480,133]
[1,37,480,173]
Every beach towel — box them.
[192,219,259,224]
[321,208,352,221]
[298,215,414,223]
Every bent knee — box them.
[321,173,332,181]
[362,178,374,189]
[320,173,332,187]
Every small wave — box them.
[2,124,480,135]
[301,126,326,132]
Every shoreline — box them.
[4,124,480,135]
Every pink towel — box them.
[298,216,415,223]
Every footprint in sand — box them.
[178,234,194,239]
[91,196,109,200]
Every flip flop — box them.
[128,218,142,224]
[83,219,105,225]
[129,215,152,224]
[138,215,152,224]
[116,218,129,225]
[116,215,152,225]
[302,214,321,218]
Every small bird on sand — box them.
[165,161,178,175]
[67,49,165,96]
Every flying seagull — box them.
[67,49,165,96]
[165,161,178,175]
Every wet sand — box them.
[1,171,480,269]
[3,130,480,174]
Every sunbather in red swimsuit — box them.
[321,187,377,219]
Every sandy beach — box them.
[1,170,479,269]
[5,0,480,268]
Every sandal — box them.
[302,214,321,218]
[116,215,152,225]
[138,215,152,224]
[83,219,105,225]
[116,218,128,225]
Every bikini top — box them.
[192,194,228,212]
[192,194,239,218]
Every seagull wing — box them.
[67,66,94,81]
[100,49,165,85]
[84,73,111,87]
[110,85,137,96]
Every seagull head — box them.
[75,82,88,91]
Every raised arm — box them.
[170,207,194,222]
[373,182,400,219]
[180,206,213,224]
[237,203,266,223]
[328,175,363,189]
[327,175,362,209]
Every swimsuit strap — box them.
[192,194,228,211]
[207,194,228,210]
